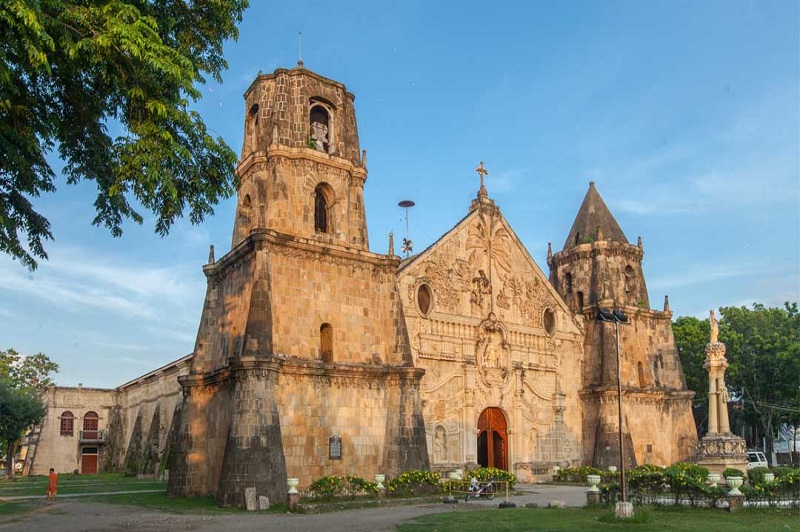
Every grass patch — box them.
[397,506,800,531]
[0,500,38,516]
[84,491,287,515]
[0,474,164,497]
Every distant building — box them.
[27,355,190,476]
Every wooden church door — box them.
[477,407,508,470]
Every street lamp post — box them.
[598,307,632,517]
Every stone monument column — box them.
[703,309,730,435]
[694,309,747,475]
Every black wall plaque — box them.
[329,435,342,460]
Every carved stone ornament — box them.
[704,342,727,362]
[476,312,511,388]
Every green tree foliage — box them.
[723,303,800,458]
[673,303,800,457]
[0,381,46,478]
[0,0,249,269]
[0,348,58,477]
[673,316,710,432]
[0,348,59,392]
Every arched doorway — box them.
[477,407,508,470]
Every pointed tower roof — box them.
[563,181,628,250]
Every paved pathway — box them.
[0,483,589,532]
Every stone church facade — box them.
[398,190,585,482]
[26,64,698,501]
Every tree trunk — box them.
[5,438,15,479]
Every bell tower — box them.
[232,66,369,250]
[168,65,428,508]
[548,181,648,315]
[548,181,697,469]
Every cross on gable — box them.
[475,161,489,197]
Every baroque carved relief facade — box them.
[398,192,584,482]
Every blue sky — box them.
[1,1,797,387]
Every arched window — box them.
[314,183,333,233]
[60,411,74,436]
[565,273,573,294]
[83,411,99,440]
[624,265,635,294]
[309,104,331,153]
[244,104,259,153]
[320,323,333,363]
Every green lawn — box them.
[0,473,165,498]
[397,506,800,531]
[0,474,282,516]
[83,492,265,514]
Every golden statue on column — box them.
[693,309,747,475]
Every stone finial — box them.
[547,242,553,261]
[362,149,367,169]
[663,294,670,312]
[208,244,215,264]
[637,236,643,248]
[388,231,395,256]
[596,225,604,241]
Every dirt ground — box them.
[0,484,587,531]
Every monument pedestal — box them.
[694,433,748,476]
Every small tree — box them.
[0,348,58,477]
[0,381,46,478]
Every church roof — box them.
[563,181,628,250]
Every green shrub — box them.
[465,467,517,486]
[748,466,770,485]
[772,466,800,480]
[664,464,707,505]
[307,475,378,500]
[386,470,440,497]
[554,466,603,483]
[723,467,746,480]
[627,465,668,501]
[704,485,727,508]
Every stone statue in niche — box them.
[476,313,510,387]
[434,426,446,463]
[310,121,328,152]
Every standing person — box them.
[46,468,57,504]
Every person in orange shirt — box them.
[46,468,57,504]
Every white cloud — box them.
[0,244,199,320]
[648,262,761,291]
[602,87,798,217]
